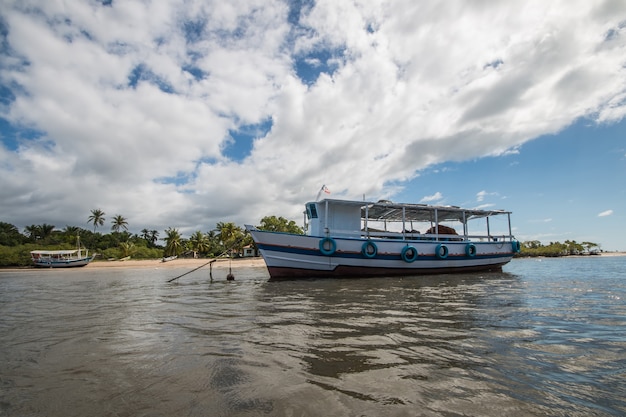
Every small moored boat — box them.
[30,249,94,268]
[246,198,520,280]
[30,235,94,268]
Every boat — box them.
[30,236,94,268]
[30,250,94,268]
[246,198,520,280]
[30,245,94,268]
[161,255,178,262]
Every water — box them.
[1,257,625,416]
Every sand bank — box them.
[0,257,267,272]
[87,257,267,269]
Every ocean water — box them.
[0,256,624,416]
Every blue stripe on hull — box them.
[256,242,513,262]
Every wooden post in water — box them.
[226,250,235,280]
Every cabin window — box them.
[307,203,318,219]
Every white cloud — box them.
[476,190,500,202]
[1,0,625,234]
[474,203,496,210]
[420,192,443,203]
[598,210,613,217]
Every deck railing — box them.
[360,230,514,242]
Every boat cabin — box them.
[304,199,513,242]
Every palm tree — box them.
[205,229,222,256]
[188,230,209,258]
[24,224,41,241]
[216,222,245,255]
[62,226,81,245]
[63,225,80,236]
[140,228,159,247]
[111,215,128,232]
[149,230,159,248]
[24,224,55,243]
[119,241,136,258]
[88,209,106,232]
[163,227,183,257]
[39,224,56,240]
[0,222,23,246]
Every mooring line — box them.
[167,259,216,283]
[166,237,247,283]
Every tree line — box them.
[0,210,303,267]
[518,240,601,257]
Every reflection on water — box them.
[1,257,625,416]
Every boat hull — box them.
[248,228,515,280]
[32,257,94,268]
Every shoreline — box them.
[516,252,626,259]
[2,252,624,272]
[594,251,626,257]
[88,257,267,269]
[0,257,267,271]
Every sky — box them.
[0,0,625,251]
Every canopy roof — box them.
[31,250,79,255]
[316,199,511,223]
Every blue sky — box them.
[394,118,625,250]
[0,1,625,250]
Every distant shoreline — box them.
[0,257,267,271]
[593,252,626,257]
[516,252,626,259]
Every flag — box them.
[316,184,331,201]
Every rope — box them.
[166,236,247,283]
[167,259,215,283]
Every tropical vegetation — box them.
[0,213,303,267]
[517,240,601,257]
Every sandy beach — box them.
[87,257,267,269]
[0,257,267,272]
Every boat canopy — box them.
[305,198,513,238]
[361,200,511,223]
[30,250,79,255]
[312,199,510,223]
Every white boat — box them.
[30,249,94,268]
[31,235,94,268]
[246,198,520,280]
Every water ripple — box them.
[1,257,625,416]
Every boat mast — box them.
[324,200,329,235]
[462,211,468,240]
[402,206,406,240]
[507,212,512,241]
[364,204,369,238]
